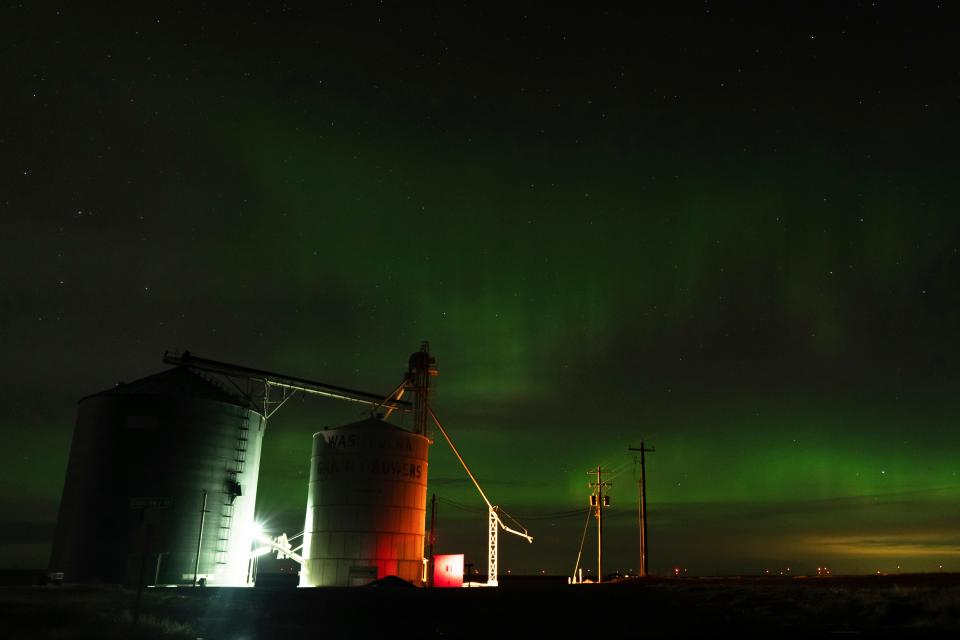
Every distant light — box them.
[250,547,272,559]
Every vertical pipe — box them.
[154,552,165,586]
[428,493,436,587]
[193,489,208,587]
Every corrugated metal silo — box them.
[49,367,265,586]
[300,417,430,586]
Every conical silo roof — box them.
[83,366,256,409]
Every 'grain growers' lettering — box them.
[317,457,423,479]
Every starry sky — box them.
[2,2,958,576]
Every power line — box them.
[435,496,587,520]
[571,506,592,582]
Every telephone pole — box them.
[628,442,655,577]
[588,466,612,583]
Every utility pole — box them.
[588,466,612,583]
[193,489,208,587]
[628,442,655,577]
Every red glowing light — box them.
[433,554,464,588]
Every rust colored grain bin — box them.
[300,417,430,586]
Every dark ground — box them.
[2,574,959,639]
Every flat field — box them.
[2,574,959,639]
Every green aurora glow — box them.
[2,2,958,575]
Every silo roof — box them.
[328,416,414,433]
[84,366,257,409]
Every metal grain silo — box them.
[300,417,430,586]
[49,367,265,586]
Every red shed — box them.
[433,554,464,588]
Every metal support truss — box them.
[264,384,298,419]
[488,508,499,586]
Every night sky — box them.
[3,2,959,576]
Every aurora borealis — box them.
[2,2,958,576]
